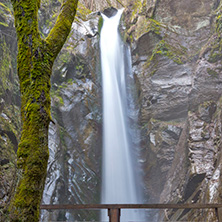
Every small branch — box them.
[46,0,78,58]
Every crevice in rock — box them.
[183,173,206,202]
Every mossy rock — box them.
[207,68,219,78]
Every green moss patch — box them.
[207,68,219,78]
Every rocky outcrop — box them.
[124,0,222,221]
[159,99,222,221]
[79,0,127,12]
[102,7,118,17]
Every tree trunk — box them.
[9,0,78,221]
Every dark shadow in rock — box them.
[170,174,206,221]
[0,130,18,152]
[102,7,118,18]
[0,159,9,166]
[183,173,206,202]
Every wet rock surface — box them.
[124,0,222,221]
[102,7,118,18]
[41,10,102,221]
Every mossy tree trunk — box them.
[9,0,78,221]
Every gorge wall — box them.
[124,0,222,221]
[0,0,222,221]
[0,1,20,220]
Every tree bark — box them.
[9,0,78,221]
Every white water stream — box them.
[100,9,144,222]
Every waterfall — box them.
[100,9,144,222]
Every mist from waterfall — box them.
[100,9,144,222]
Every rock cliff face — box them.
[124,0,222,221]
[1,0,222,221]
[0,1,20,220]
[42,34,103,222]
[40,4,103,221]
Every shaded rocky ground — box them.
[1,0,222,221]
